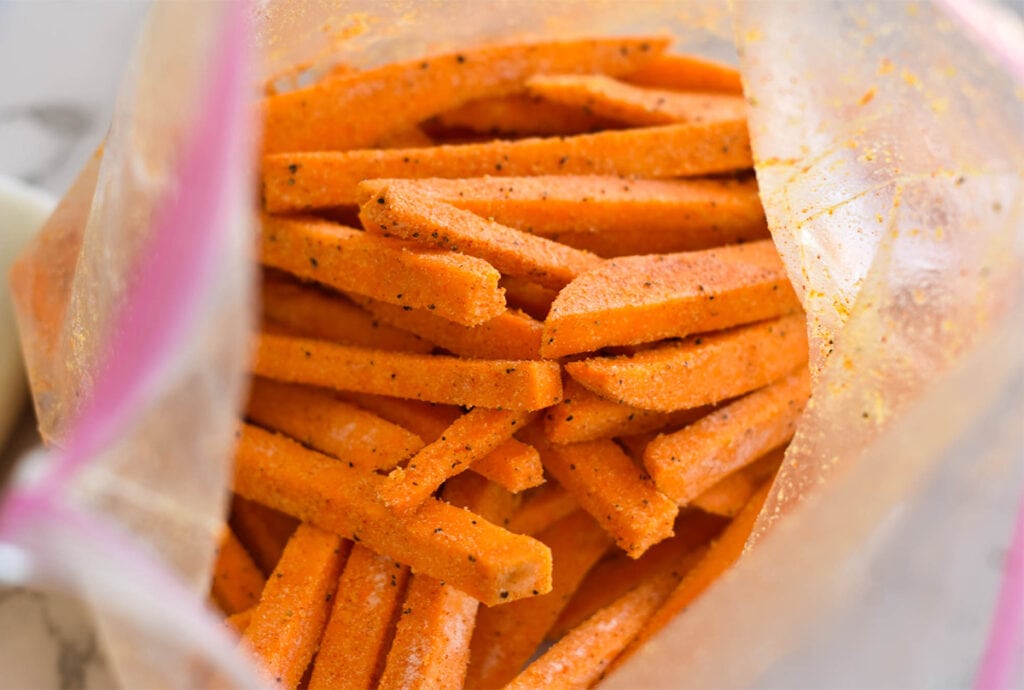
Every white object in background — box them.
[0,175,55,448]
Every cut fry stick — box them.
[507,480,579,536]
[541,240,802,357]
[242,524,349,689]
[336,393,461,442]
[441,471,521,524]
[690,445,785,517]
[261,215,505,327]
[230,496,299,577]
[234,425,552,605]
[526,74,747,127]
[434,94,612,136]
[470,439,545,494]
[616,432,658,465]
[211,527,267,615]
[263,36,669,153]
[247,378,423,471]
[261,276,433,353]
[645,368,810,505]
[500,276,558,321]
[361,176,768,258]
[545,378,713,445]
[350,294,543,360]
[466,510,612,689]
[359,184,602,289]
[263,121,753,210]
[525,431,678,558]
[624,53,744,94]
[308,545,410,690]
[564,314,809,411]
[378,408,534,515]
[550,510,725,638]
[225,608,254,636]
[254,333,563,411]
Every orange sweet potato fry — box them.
[565,314,809,411]
[350,294,543,360]
[645,368,810,505]
[211,527,266,615]
[524,430,678,558]
[469,439,545,494]
[623,53,744,94]
[526,73,747,127]
[362,175,768,258]
[545,378,713,445]
[690,445,785,517]
[541,240,802,357]
[254,333,563,411]
[233,425,552,605]
[506,480,579,536]
[499,276,558,321]
[242,524,349,689]
[261,276,433,353]
[378,408,534,515]
[359,183,602,289]
[230,496,299,577]
[466,510,612,688]
[308,545,410,690]
[225,607,254,636]
[335,393,461,442]
[263,36,669,153]
[433,93,612,136]
[263,121,753,210]
[261,215,505,327]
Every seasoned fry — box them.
[624,53,744,94]
[526,74,746,126]
[645,368,810,505]
[470,439,545,494]
[261,215,505,327]
[434,94,612,136]
[359,183,603,289]
[263,121,753,210]
[225,607,254,636]
[545,378,713,445]
[261,276,433,353]
[254,333,563,411]
[263,36,669,153]
[565,314,809,411]
[349,294,543,360]
[247,378,423,471]
[211,527,266,615]
[499,275,558,320]
[361,176,768,258]
[230,496,299,577]
[233,425,552,605]
[690,445,785,517]
[242,525,349,689]
[506,480,579,536]
[378,408,533,515]
[541,240,802,357]
[308,545,410,690]
[466,510,612,688]
[336,393,461,442]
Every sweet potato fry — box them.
[466,510,612,688]
[361,175,768,258]
[211,527,266,615]
[230,496,299,577]
[545,378,713,445]
[242,524,349,689]
[225,608,254,636]
[261,215,505,327]
[470,439,545,494]
[526,74,746,127]
[261,276,433,353]
[565,314,809,411]
[336,393,461,442]
[441,471,521,524]
[233,425,552,605]
[624,53,744,94]
[524,431,678,558]
[263,121,753,210]
[541,240,802,357]
[254,333,563,411]
[433,94,612,136]
[690,445,785,517]
[247,378,423,471]
[506,480,579,536]
[350,294,543,360]
[378,408,534,515]
[645,368,810,505]
[359,184,603,289]
[499,276,558,320]
[308,545,410,690]
[263,36,669,153]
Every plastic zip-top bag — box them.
[3,1,1023,688]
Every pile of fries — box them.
[209,35,810,689]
